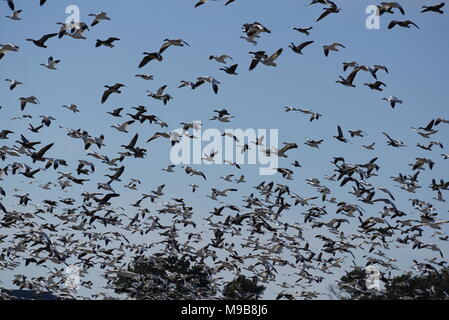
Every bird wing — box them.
[268,48,283,62]
[40,33,58,43]
[101,89,112,104]
[249,58,260,71]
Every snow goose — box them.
[323,42,345,56]
[333,125,349,143]
[421,2,445,14]
[209,54,232,63]
[388,20,419,29]
[6,9,22,20]
[249,48,282,70]
[111,120,134,133]
[242,21,271,37]
[88,11,111,27]
[288,41,314,55]
[159,39,189,53]
[135,74,154,80]
[147,85,173,105]
[19,96,40,111]
[316,1,341,22]
[291,26,313,35]
[382,96,402,108]
[107,108,123,117]
[138,52,163,68]
[101,83,125,104]
[240,35,259,46]
[41,56,60,70]
[336,69,359,87]
[26,33,57,48]
[220,64,238,75]
[378,2,405,15]
[0,43,19,60]
[95,37,120,48]
[5,79,22,90]
[193,77,220,94]
[62,104,79,113]
[364,81,386,91]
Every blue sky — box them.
[1,0,449,299]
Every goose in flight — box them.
[249,48,283,70]
[305,139,323,149]
[41,56,60,70]
[0,43,19,60]
[333,125,349,143]
[96,37,120,48]
[19,96,40,111]
[193,77,220,94]
[242,21,271,37]
[107,107,124,117]
[62,104,79,113]
[370,65,388,79]
[240,35,259,46]
[26,33,58,48]
[135,74,154,80]
[289,41,314,55]
[202,151,219,162]
[6,9,22,20]
[382,96,402,108]
[336,68,359,87]
[101,83,125,104]
[5,79,22,90]
[362,142,375,150]
[138,52,163,68]
[209,54,233,64]
[159,39,189,53]
[220,64,238,75]
[388,20,419,29]
[383,132,406,147]
[111,120,134,133]
[323,43,345,57]
[147,85,173,105]
[364,81,386,91]
[317,1,341,22]
[291,26,313,35]
[378,2,405,15]
[88,11,111,27]
[295,108,322,121]
[194,0,219,7]
[0,130,14,139]
[421,2,445,14]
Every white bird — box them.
[209,54,233,64]
[88,11,111,27]
[41,56,60,70]
[111,120,135,133]
[5,79,22,90]
[0,43,19,60]
[6,9,22,20]
[382,96,402,109]
[194,76,220,94]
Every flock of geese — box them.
[0,0,448,300]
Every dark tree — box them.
[336,266,449,300]
[223,275,266,300]
[113,254,216,300]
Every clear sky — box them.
[1,0,448,299]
